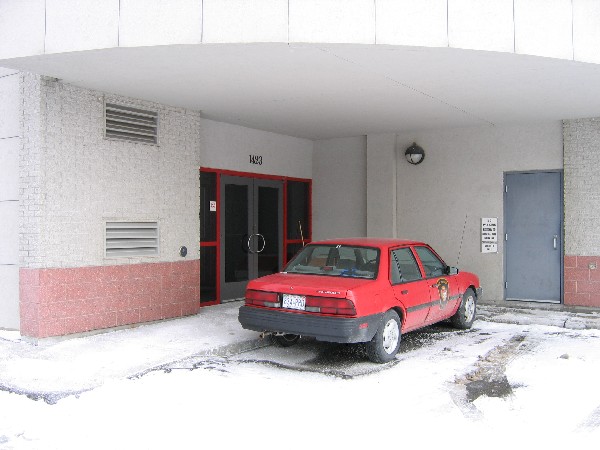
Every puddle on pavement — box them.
[401,326,451,352]
[293,324,464,377]
[165,324,479,379]
[466,376,513,402]
[454,333,531,406]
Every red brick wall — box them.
[564,255,600,307]
[20,260,200,338]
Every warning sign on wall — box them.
[482,242,498,253]
[481,218,498,253]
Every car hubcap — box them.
[382,319,400,354]
[464,295,475,322]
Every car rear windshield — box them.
[284,244,379,279]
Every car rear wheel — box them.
[451,288,477,329]
[366,310,401,363]
[273,334,300,347]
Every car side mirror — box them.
[445,266,459,275]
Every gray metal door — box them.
[220,175,283,301]
[504,172,562,303]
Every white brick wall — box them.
[20,75,202,268]
[20,73,46,268]
[563,118,600,255]
[0,69,21,328]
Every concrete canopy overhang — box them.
[3,43,600,140]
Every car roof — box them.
[309,237,426,249]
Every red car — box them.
[238,238,482,363]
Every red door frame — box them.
[200,167,312,306]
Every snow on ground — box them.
[0,320,599,449]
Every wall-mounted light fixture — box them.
[405,142,425,165]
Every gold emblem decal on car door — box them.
[436,278,449,309]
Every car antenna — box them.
[456,213,468,267]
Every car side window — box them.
[390,248,423,284]
[415,246,446,278]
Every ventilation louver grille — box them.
[106,222,159,257]
[105,103,158,145]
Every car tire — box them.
[366,310,401,364]
[451,288,477,329]
[273,334,300,347]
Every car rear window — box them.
[284,244,379,279]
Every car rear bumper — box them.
[238,306,381,344]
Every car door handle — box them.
[401,290,408,295]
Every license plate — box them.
[282,294,306,311]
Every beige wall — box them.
[313,137,367,240]
[201,119,313,180]
[366,134,397,238]
[394,122,563,300]
[312,123,563,301]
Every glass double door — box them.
[220,175,283,301]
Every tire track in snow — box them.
[449,333,539,419]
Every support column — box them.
[563,118,600,307]
[0,69,21,330]
[366,134,397,238]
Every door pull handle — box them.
[553,235,558,250]
[247,234,256,254]
[256,233,266,253]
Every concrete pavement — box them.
[0,299,598,403]
[477,300,600,330]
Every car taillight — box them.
[245,290,280,308]
[305,296,356,316]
